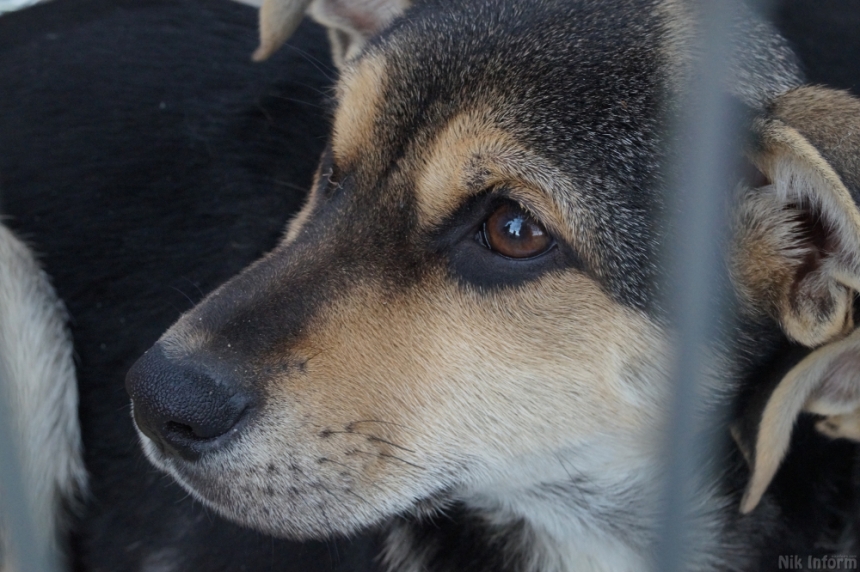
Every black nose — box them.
[125,344,253,461]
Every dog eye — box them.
[481,202,553,258]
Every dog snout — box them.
[125,344,254,461]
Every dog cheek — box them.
[207,270,669,536]
[267,272,667,467]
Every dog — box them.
[122,0,860,570]
[3,0,858,570]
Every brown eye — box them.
[482,202,553,258]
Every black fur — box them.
[0,0,380,570]
[385,503,534,572]
[773,0,860,96]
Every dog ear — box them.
[253,0,409,66]
[732,86,860,513]
[253,0,314,62]
[740,328,860,514]
[735,87,860,348]
[816,409,860,441]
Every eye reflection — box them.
[482,202,553,259]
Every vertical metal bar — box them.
[0,351,58,572]
[655,0,748,569]
[0,0,48,16]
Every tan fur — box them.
[147,37,818,557]
[761,88,860,288]
[254,0,408,65]
[731,87,860,513]
[136,4,852,566]
[331,55,387,167]
[308,0,409,66]
[413,109,643,288]
[253,0,313,61]
[277,270,667,449]
[154,241,671,544]
[149,67,678,546]
[816,410,860,441]
[770,86,860,193]
[730,181,855,345]
[730,187,808,322]
[741,327,860,513]
[734,111,860,346]
[415,109,576,244]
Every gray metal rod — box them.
[0,365,58,572]
[655,0,748,569]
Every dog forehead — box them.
[325,0,801,316]
[326,0,672,309]
[333,0,670,169]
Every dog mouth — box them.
[134,420,457,539]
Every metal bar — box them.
[655,0,749,569]
[0,0,50,16]
[0,335,58,572]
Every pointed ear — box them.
[732,86,860,513]
[253,0,314,62]
[733,86,860,348]
[740,327,860,514]
[254,0,409,66]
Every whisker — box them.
[273,178,311,193]
[376,452,425,470]
[348,419,418,434]
[318,477,388,522]
[180,276,205,300]
[315,486,336,536]
[317,457,387,494]
[267,95,329,110]
[170,285,196,307]
[365,435,416,454]
[320,430,417,454]
[280,43,337,84]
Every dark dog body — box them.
[3,1,860,571]
[1,1,378,570]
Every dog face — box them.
[126,0,860,553]
[130,2,676,539]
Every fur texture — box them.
[1,0,379,570]
[4,0,860,571]
[124,1,860,571]
[0,223,84,572]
